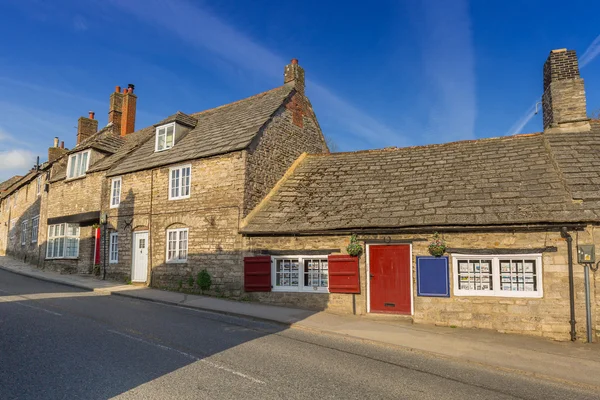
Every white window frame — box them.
[36,175,42,196]
[46,223,80,259]
[166,228,188,263]
[109,232,119,264]
[21,220,27,245]
[271,256,329,293]
[110,177,122,208]
[155,122,176,152]
[168,164,191,200]
[66,150,91,179]
[31,216,39,243]
[452,253,543,298]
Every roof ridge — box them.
[190,84,291,118]
[307,132,545,158]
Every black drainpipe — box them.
[561,227,576,341]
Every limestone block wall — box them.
[243,96,329,216]
[245,228,599,342]
[46,172,105,219]
[2,174,45,265]
[101,152,246,293]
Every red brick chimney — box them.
[120,84,137,136]
[76,110,98,145]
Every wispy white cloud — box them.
[108,0,405,147]
[580,34,600,68]
[506,34,600,135]
[73,15,88,31]
[411,0,477,143]
[0,149,36,171]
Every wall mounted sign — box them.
[416,256,450,297]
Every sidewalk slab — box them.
[1,255,599,390]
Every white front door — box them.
[132,231,149,282]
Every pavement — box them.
[1,255,600,391]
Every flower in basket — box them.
[346,234,363,257]
[428,232,446,257]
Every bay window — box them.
[46,223,80,259]
[452,254,543,298]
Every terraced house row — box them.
[1,51,599,342]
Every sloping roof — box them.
[107,84,294,176]
[0,171,36,200]
[154,111,198,128]
[88,126,157,173]
[242,130,600,234]
[72,124,125,154]
[0,175,23,194]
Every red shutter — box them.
[328,255,360,293]
[244,256,272,292]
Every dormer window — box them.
[67,150,91,179]
[155,123,175,152]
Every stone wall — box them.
[1,174,45,265]
[102,152,246,293]
[243,95,329,216]
[245,228,599,342]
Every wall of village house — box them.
[1,175,46,265]
[102,152,247,292]
[245,229,599,342]
[243,95,329,216]
[42,171,105,274]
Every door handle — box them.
[370,274,374,278]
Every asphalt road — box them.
[0,269,598,400]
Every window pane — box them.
[47,238,54,258]
[80,152,88,175]
[171,169,180,198]
[182,167,190,196]
[157,130,165,150]
[69,155,77,178]
[178,230,188,260]
[457,259,493,291]
[499,259,536,292]
[166,126,174,147]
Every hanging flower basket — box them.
[346,234,363,257]
[428,232,447,257]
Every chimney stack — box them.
[542,49,590,133]
[76,110,99,145]
[48,137,68,163]
[284,59,305,95]
[108,86,124,135]
[120,83,137,136]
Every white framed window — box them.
[110,177,122,208]
[109,232,119,263]
[166,228,188,263]
[155,123,175,152]
[452,254,543,298]
[67,150,91,179]
[46,223,80,259]
[272,256,329,293]
[31,216,39,243]
[21,220,27,245]
[36,175,42,196]
[168,165,191,200]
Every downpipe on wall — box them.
[561,227,577,341]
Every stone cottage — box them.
[240,49,600,342]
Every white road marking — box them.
[108,329,265,384]
[0,297,63,316]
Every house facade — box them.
[1,50,597,342]
[240,49,600,342]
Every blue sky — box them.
[0,0,599,181]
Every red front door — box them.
[369,245,412,314]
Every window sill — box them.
[154,147,173,153]
[46,257,79,260]
[272,288,329,294]
[453,291,543,298]
[65,175,87,182]
[109,261,119,264]
[110,204,120,209]
[166,259,188,264]
[168,196,191,201]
